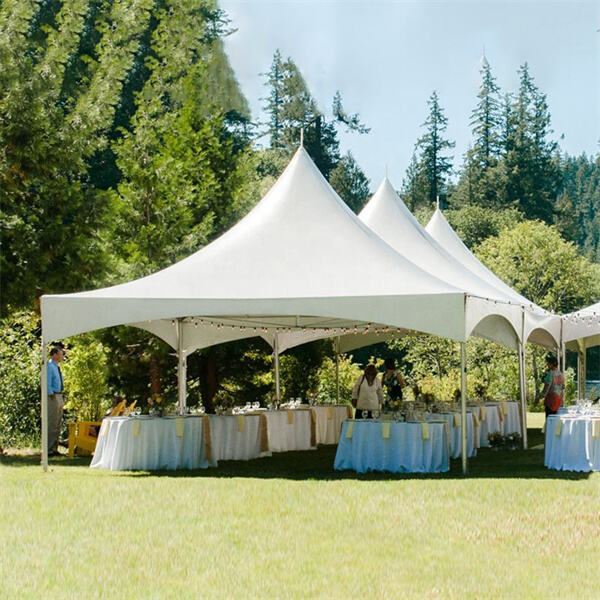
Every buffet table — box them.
[544,415,600,472]
[264,409,316,452]
[90,416,215,471]
[424,412,477,458]
[208,414,270,461]
[334,420,449,473]
[311,405,353,445]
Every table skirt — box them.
[208,414,270,461]
[334,420,449,473]
[545,415,600,472]
[425,412,477,458]
[264,410,316,452]
[90,416,215,471]
[312,405,352,445]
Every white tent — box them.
[42,146,476,471]
[425,208,562,349]
[562,301,600,398]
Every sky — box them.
[220,0,600,189]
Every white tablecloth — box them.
[471,405,504,447]
[545,415,600,472]
[264,410,315,452]
[425,412,477,458]
[312,405,352,445]
[208,414,270,461]
[90,416,215,471]
[334,420,449,473]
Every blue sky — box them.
[220,0,600,189]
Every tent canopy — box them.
[563,301,600,352]
[425,208,561,348]
[41,147,469,345]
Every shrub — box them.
[0,312,41,447]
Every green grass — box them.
[1,415,599,599]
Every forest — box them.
[1,0,599,446]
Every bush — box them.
[62,334,111,421]
[314,354,362,405]
[0,312,41,447]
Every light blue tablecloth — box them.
[334,420,449,474]
[545,415,600,472]
[425,412,477,458]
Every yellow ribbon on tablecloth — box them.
[346,405,353,419]
[592,420,600,439]
[236,414,245,433]
[345,421,355,439]
[382,422,391,440]
[472,412,479,427]
[287,410,294,424]
[202,415,212,463]
[497,406,504,422]
[258,413,269,452]
[100,420,110,437]
[453,413,460,428]
[479,406,485,421]
[175,417,184,438]
[422,422,430,440]
[133,420,141,437]
[327,406,334,420]
[501,402,509,416]
[554,419,562,437]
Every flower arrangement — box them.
[505,432,522,449]
[487,430,505,449]
[147,394,169,416]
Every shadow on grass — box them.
[1,428,592,481]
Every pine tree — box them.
[415,91,455,206]
[399,152,428,211]
[329,151,371,213]
[504,63,560,222]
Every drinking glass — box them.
[252,401,260,410]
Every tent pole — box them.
[561,342,566,404]
[335,336,340,404]
[274,333,280,401]
[41,336,48,472]
[581,343,587,399]
[177,319,187,413]
[460,342,467,476]
[518,341,528,450]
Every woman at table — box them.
[382,357,406,407]
[538,354,564,418]
[352,364,384,419]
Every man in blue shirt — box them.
[47,347,65,456]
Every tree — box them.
[503,64,561,222]
[329,151,371,213]
[415,91,455,206]
[399,152,429,211]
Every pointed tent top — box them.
[481,46,489,68]
[300,127,304,147]
[436,195,440,210]
[42,145,467,342]
[359,178,518,305]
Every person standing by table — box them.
[352,364,383,419]
[538,354,564,418]
[47,346,65,456]
[382,357,406,407]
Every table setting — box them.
[334,414,450,473]
[545,401,600,472]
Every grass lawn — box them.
[1,413,599,599]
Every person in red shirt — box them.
[538,355,564,417]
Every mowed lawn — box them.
[1,415,599,599]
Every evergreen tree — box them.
[399,152,428,211]
[329,151,371,213]
[415,91,455,206]
[504,63,560,221]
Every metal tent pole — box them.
[177,319,187,413]
[460,342,468,475]
[335,336,340,404]
[581,343,587,399]
[518,342,528,450]
[274,333,281,400]
[41,337,48,472]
